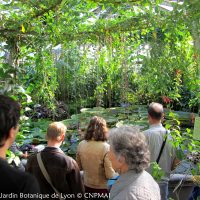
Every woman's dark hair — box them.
[0,95,20,147]
[84,116,108,141]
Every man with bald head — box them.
[144,102,178,200]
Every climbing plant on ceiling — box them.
[0,0,199,113]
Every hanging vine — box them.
[0,0,199,113]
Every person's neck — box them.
[47,140,62,148]
[119,164,129,174]
[0,146,7,159]
[149,120,161,126]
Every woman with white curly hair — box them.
[108,126,160,200]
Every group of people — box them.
[0,95,180,200]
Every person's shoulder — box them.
[142,172,160,199]
[10,164,31,177]
[2,162,35,182]
[60,152,77,164]
[143,128,150,134]
[142,171,159,186]
[102,141,109,147]
[77,140,87,148]
[16,170,40,193]
[143,128,152,138]
[26,152,37,165]
[28,152,37,160]
[0,162,40,193]
[63,155,80,170]
[142,170,154,179]
[95,141,110,153]
[144,125,166,134]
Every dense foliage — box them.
[0,0,199,114]
[1,0,200,180]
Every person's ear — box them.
[8,126,18,144]
[117,155,125,163]
[59,132,65,142]
[161,113,165,121]
[148,114,152,122]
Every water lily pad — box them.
[106,107,126,115]
[80,108,90,113]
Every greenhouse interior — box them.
[0,0,200,200]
